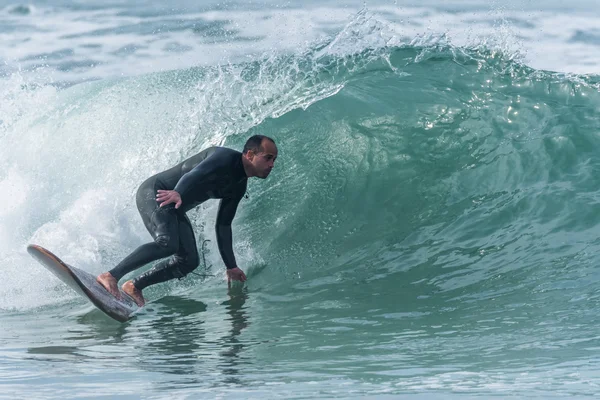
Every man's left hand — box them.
[227,267,247,287]
[156,190,182,209]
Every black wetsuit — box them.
[109,146,248,290]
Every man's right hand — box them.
[156,190,182,209]
[227,267,247,288]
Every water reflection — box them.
[137,296,208,378]
[26,287,256,389]
[218,286,251,385]
[74,310,129,342]
[132,288,254,387]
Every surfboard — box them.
[27,244,137,322]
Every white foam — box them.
[1,27,342,309]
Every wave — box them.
[1,11,600,313]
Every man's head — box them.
[242,135,278,179]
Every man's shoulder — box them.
[209,146,242,164]
[196,146,238,158]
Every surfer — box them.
[96,135,278,306]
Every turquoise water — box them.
[2,2,600,398]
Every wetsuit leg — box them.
[108,181,180,281]
[132,212,200,290]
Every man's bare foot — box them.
[97,272,121,299]
[122,280,145,307]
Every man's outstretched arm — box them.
[216,189,247,284]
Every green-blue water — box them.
[2,3,600,399]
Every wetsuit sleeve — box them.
[215,186,245,270]
[173,156,220,204]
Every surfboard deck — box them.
[27,244,137,322]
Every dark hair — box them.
[243,135,275,154]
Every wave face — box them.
[243,42,600,300]
[2,11,600,396]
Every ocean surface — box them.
[2,0,600,398]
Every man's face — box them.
[250,139,278,179]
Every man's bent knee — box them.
[155,234,170,248]
[154,234,178,255]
